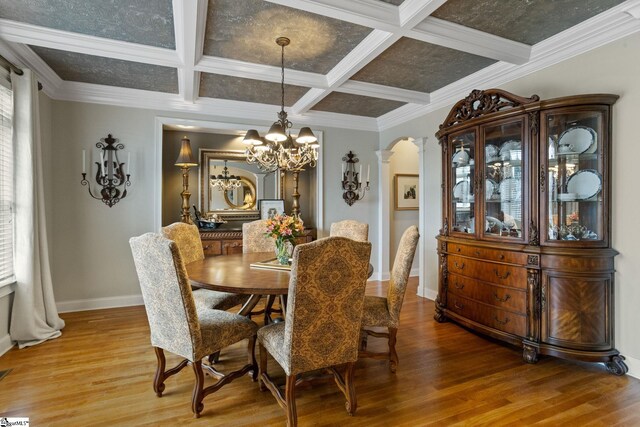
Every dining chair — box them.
[329,219,369,242]
[359,225,419,373]
[129,233,258,418]
[257,237,372,427]
[242,219,276,253]
[161,222,247,312]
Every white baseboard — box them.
[420,287,437,301]
[56,294,144,313]
[623,354,640,380]
[0,333,14,357]
[410,267,419,277]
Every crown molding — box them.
[0,19,179,68]
[0,42,63,97]
[337,80,430,104]
[377,0,640,131]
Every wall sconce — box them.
[175,136,198,224]
[341,151,369,206]
[80,134,131,207]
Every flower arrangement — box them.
[265,214,304,264]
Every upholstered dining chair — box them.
[242,219,276,253]
[258,237,372,427]
[129,233,258,418]
[330,219,369,242]
[161,222,247,312]
[359,225,419,373]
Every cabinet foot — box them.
[434,306,447,323]
[523,345,538,364]
[605,355,628,376]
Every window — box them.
[0,70,13,286]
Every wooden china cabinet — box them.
[434,89,627,375]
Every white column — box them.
[376,149,394,281]
[412,137,429,298]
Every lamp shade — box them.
[242,129,263,145]
[175,137,198,167]
[265,122,287,142]
[295,127,317,144]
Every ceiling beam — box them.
[336,80,430,104]
[173,0,203,102]
[397,0,448,28]
[0,41,63,97]
[0,19,180,68]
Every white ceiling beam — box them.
[0,18,180,68]
[196,56,327,88]
[0,41,63,98]
[398,0,448,28]
[409,17,531,64]
[336,80,430,104]
[262,0,399,31]
[173,0,203,102]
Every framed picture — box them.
[394,174,419,210]
[258,199,285,219]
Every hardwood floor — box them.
[1,278,639,426]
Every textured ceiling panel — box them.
[0,0,175,49]
[199,73,310,106]
[311,92,405,117]
[204,0,372,74]
[431,0,626,45]
[31,46,178,93]
[351,38,496,93]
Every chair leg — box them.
[208,351,220,364]
[285,374,298,427]
[248,335,257,381]
[344,362,357,415]
[264,295,276,325]
[258,342,268,392]
[191,360,205,418]
[388,327,398,373]
[153,347,166,397]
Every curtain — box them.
[9,69,64,348]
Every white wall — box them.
[388,139,419,270]
[380,31,640,376]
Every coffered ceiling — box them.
[0,0,639,131]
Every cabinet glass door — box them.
[449,130,476,235]
[482,120,525,240]
[545,110,605,244]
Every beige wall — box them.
[380,31,640,373]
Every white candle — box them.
[127,152,131,175]
[99,151,105,177]
[341,163,344,177]
[359,165,362,183]
[82,150,86,173]
[367,164,370,182]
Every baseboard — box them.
[623,354,640,380]
[410,267,419,277]
[0,333,14,357]
[56,294,144,313]
[420,287,437,301]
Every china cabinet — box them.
[435,89,626,375]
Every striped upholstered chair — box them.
[161,222,247,311]
[129,233,258,418]
[329,219,369,242]
[359,225,419,373]
[258,237,372,426]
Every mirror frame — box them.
[223,176,257,210]
[199,149,278,221]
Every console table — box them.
[199,227,316,256]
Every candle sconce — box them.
[80,134,131,207]
[341,151,369,206]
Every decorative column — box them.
[376,149,394,280]
[412,137,428,297]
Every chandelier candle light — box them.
[210,160,242,191]
[341,151,369,206]
[242,37,319,217]
[80,134,131,207]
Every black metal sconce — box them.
[80,134,131,207]
[341,151,369,206]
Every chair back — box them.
[329,219,369,242]
[242,219,276,253]
[161,222,204,264]
[284,237,371,375]
[130,233,202,361]
[387,225,419,323]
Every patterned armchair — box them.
[257,237,372,426]
[161,222,247,312]
[330,219,369,242]
[242,219,276,253]
[129,233,258,418]
[359,225,419,372]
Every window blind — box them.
[0,78,14,285]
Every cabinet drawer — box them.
[448,273,526,314]
[448,255,527,289]
[222,240,243,254]
[448,243,528,265]
[447,294,526,337]
[201,240,222,256]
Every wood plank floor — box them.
[1,278,639,426]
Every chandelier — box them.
[210,160,242,191]
[242,37,319,173]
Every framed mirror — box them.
[199,149,279,221]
